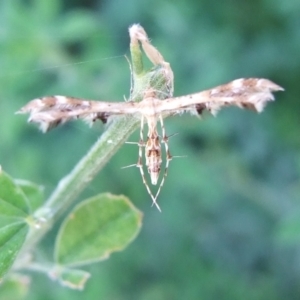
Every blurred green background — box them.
[1,0,300,299]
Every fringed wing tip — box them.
[16,98,46,115]
[252,79,284,112]
[17,95,111,133]
[224,78,283,113]
[15,104,33,115]
[38,122,50,133]
[27,113,58,133]
[261,79,284,92]
[189,78,283,117]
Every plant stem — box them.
[22,115,140,253]
[46,116,139,218]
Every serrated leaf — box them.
[0,223,29,279]
[14,179,44,212]
[55,193,142,267]
[48,266,90,290]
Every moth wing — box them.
[17,96,140,132]
[157,78,283,116]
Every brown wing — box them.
[16,95,141,132]
[157,78,283,115]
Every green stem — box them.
[21,115,140,254]
[45,116,139,218]
[130,36,144,76]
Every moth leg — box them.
[123,116,161,211]
[136,116,161,211]
[122,114,145,167]
[151,115,172,206]
[137,156,161,212]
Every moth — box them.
[17,25,283,211]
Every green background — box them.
[1,0,299,299]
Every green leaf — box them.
[0,169,30,279]
[14,179,44,212]
[0,168,30,220]
[0,224,29,280]
[55,193,143,267]
[49,266,90,290]
[0,274,30,299]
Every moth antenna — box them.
[151,197,162,212]
[166,132,179,139]
[161,132,179,144]
[125,141,145,146]
[151,159,170,211]
[136,157,162,212]
[121,163,138,169]
[172,155,187,159]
